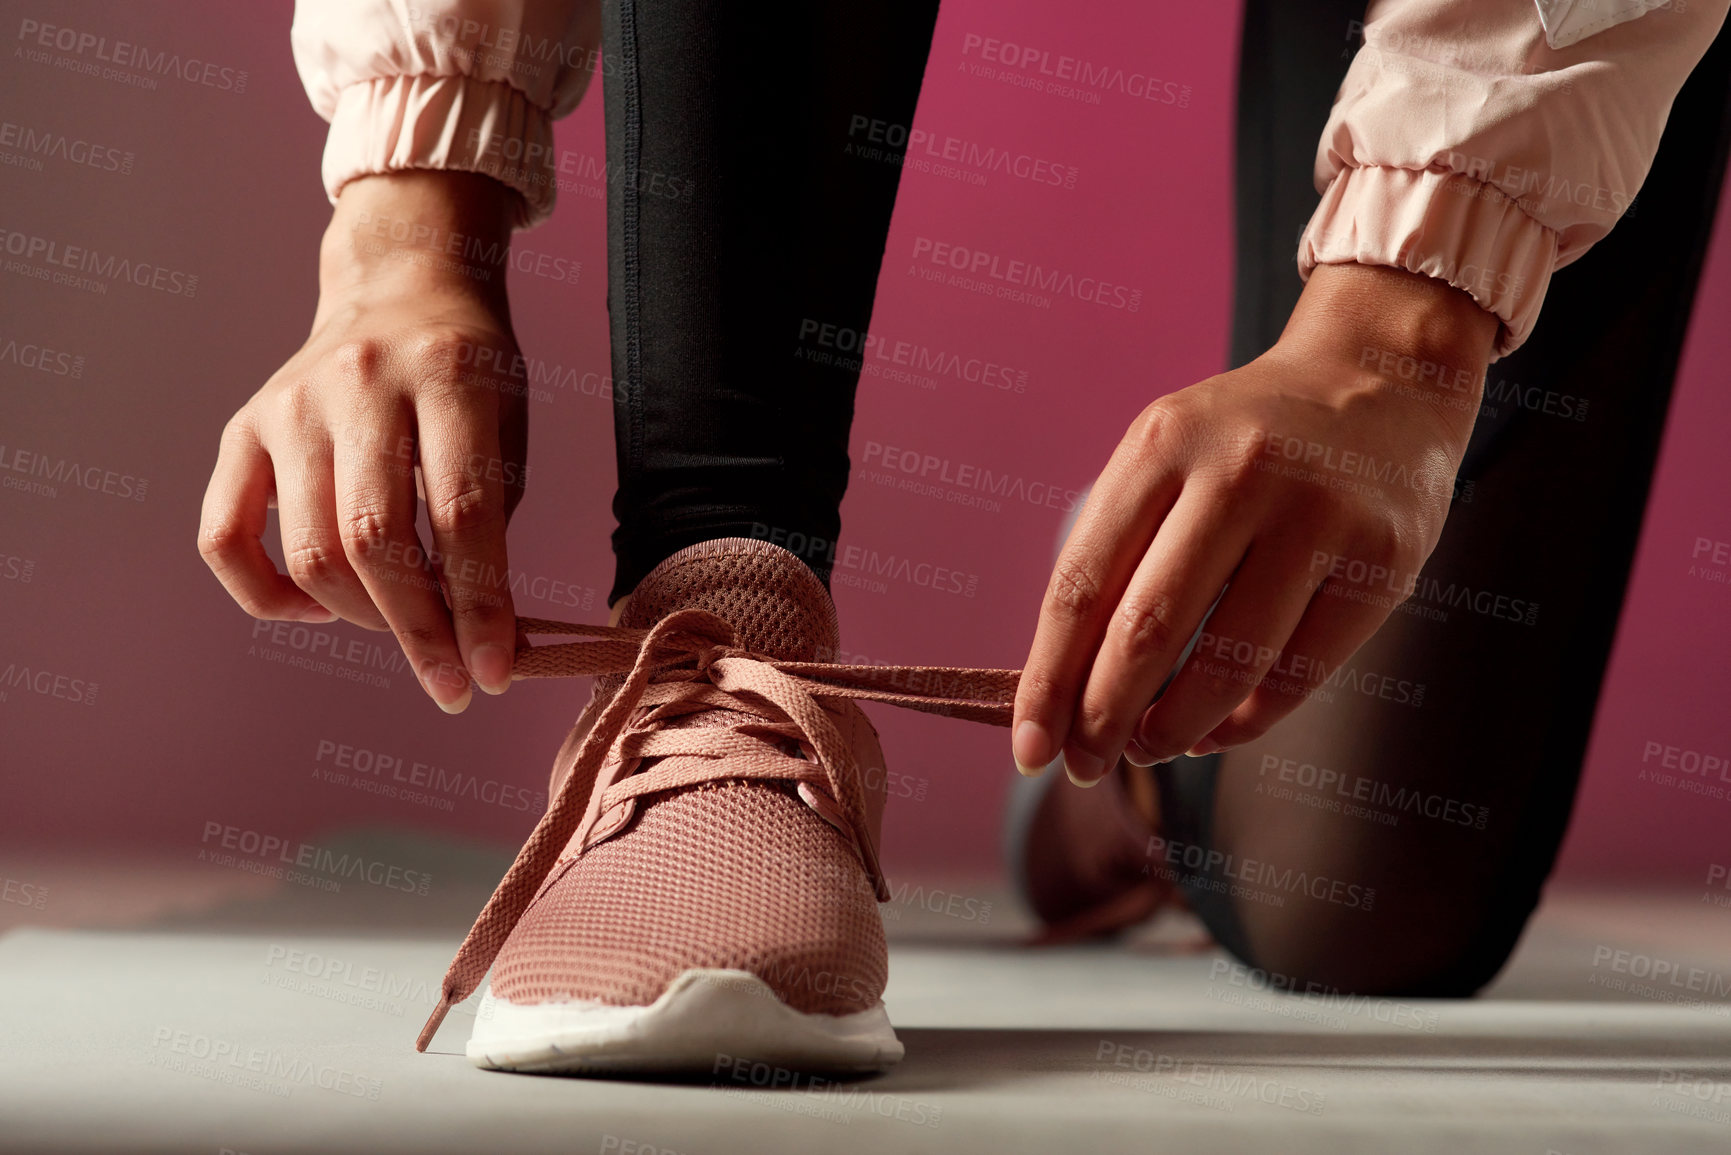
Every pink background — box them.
[2,0,1727,882]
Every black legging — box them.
[601,0,940,605]
[1158,2,1731,995]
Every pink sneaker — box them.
[417,538,1015,1076]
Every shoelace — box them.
[417,609,1021,1049]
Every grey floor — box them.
[4,834,1730,1154]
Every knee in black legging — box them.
[1213,881,1539,999]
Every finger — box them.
[418,413,518,696]
[198,421,334,622]
[273,433,389,632]
[333,409,473,712]
[1196,550,1399,750]
[1064,484,1254,784]
[1012,412,1187,777]
[1133,534,1321,761]
[1124,736,1160,768]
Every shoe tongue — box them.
[619,538,839,662]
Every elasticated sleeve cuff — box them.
[323,74,556,230]
[1300,164,1559,359]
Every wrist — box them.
[1274,264,1497,439]
[1282,264,1496,387]
[318,170,519,307]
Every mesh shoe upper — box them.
[489,538,891,1015]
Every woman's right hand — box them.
[198,170,530,713]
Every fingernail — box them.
[422,661,472,714]
[1062,749,1104,787]
[1187,738,1222,757]
[1133,707,1157,749]
[1124,742,1157,768]
[469,643,514,696]
[298,605,337,623]
[1013,720,1052,776]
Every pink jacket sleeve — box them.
[1301,0,1729,357]
[290,0,602,229]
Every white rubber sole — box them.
[466,968,904,1076]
